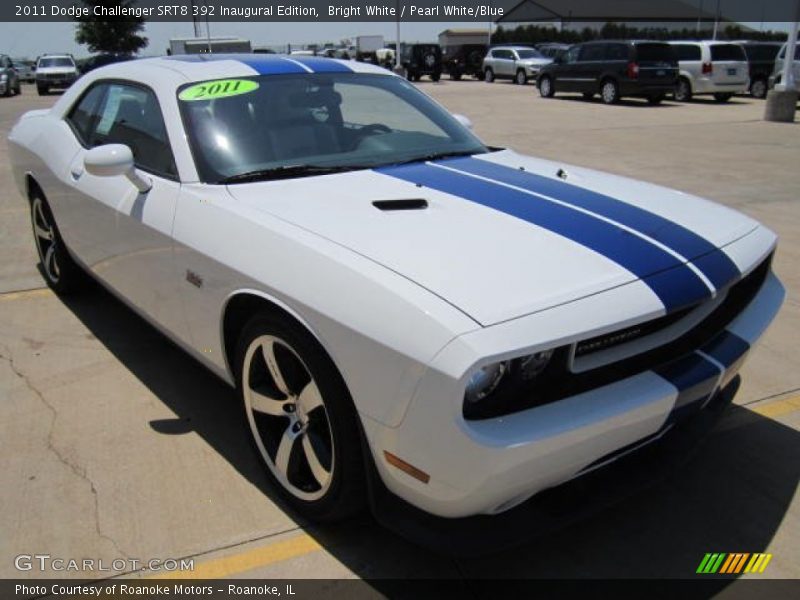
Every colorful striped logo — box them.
[696,552,773,574]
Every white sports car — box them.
[8,55,784,523]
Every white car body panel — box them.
[8,55,783,519]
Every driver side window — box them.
[564,46,580,64]
[68,81,177,180]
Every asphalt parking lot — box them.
[1,80,798,587]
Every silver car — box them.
[483,46,552,85]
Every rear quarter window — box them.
[673,44,701,61]
[635,44,675,63]
[711,44,746,62]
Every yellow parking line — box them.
[0,287,51,302]
[148,533,322,579]
[750,394,800,419]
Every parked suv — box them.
[443,44,487,80]
[0,55,21,96]
[769,42,800,92]
[483,46,551,85]
[536,43,571,60]
[35,54,78,95]
[537,40,677,104]
[401,44,442,82]
[737,41,782,98]
[668,41,749,102]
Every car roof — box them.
[89,53,393,85]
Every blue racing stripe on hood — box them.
[378,162,711,312]
[446,157,741,292]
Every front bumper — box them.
[361,267,784,519]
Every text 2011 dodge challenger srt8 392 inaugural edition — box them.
[8,55,784,524]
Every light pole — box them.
[764,5,799,123]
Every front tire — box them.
[714,93,733,103]
[648,94,665,105]
[538,75,554,97]
[515,69,528,85]
[236,313,365,522]
[750,77,767,99]
[30,193,84,294]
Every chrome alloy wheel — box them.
[242,334,334,501]
[31,197,60,283]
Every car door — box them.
[64,80,189,337]
[495,49,515,78]
[556,45,584,92]
[672,43,702,86]
[574,43,608,93]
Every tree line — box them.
[492,23,789,45]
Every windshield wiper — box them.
[220,164,368,184]
[390,149,485,167]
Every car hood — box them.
[520,58,552,67]
[227,150,760,326]
[37,67,76,74]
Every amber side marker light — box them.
[383,451,430,484]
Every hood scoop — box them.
[372,199,428,211]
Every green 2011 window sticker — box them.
[179,79,259,101]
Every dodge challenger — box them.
[8,55,784,522]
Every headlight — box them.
[0,74,7,81]
[463,349,555,408]
[465,361,509,405]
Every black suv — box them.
[402,44,443,82]
[443,44,487,80]
[537,40,678,105]
[737,41,783,98]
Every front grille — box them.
[464,253,772,420]
[575,303,697,357]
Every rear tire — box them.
[713,93,733,103]
[450,71,462,81]
[29,192,85,295]
[648,94,665,105]
[37,85,47,96]
[235,313,366,522]
[538,75,554,98]
[484,68,494,83]
[431,71,441,82]
[674,77,692,102]
[600,79,620,104]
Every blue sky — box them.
[0,20,793,59]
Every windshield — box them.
[178,73,487,184]
[39,57,74,68]
[516,49,544,59]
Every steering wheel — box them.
[359,123,392,136]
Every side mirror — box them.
[84,144,151,193]
[452,113,473,130]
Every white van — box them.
[769,42,800,92]
[668,41,749,102]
